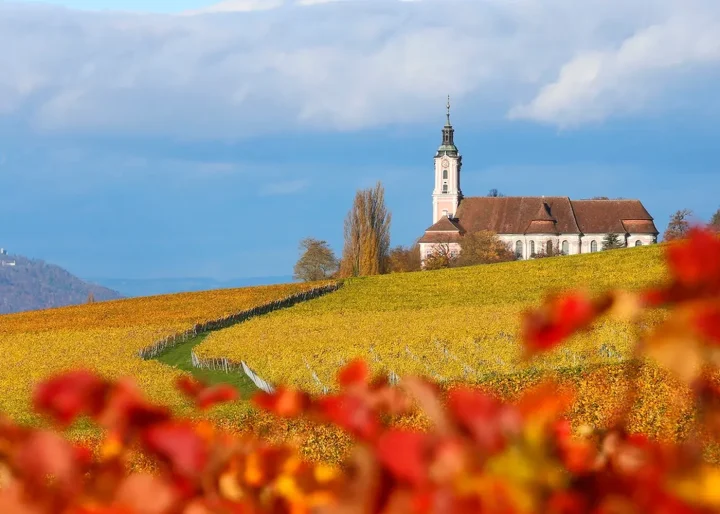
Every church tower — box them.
[432,96,463,224]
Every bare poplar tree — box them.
[663,209,693,242]
[340,181,392,277]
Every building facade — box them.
[418,99,658,264]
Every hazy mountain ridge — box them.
[85,276,296,298]
[0,254,123,315]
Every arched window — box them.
[442,183,448,193]
[561,240,569,255]
[530,241,535,256]
[635,240,642,247]
[442,169,448,179]
[546,240,553,254]
[515,241,523,259]
[590,240,597,253]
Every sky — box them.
[0,0,719,281]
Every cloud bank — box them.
[0,0,718,137]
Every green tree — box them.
[293,238,339,282]
[339,182,392,277]
[663,209,693,242]
[602,233,626,250]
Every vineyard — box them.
[196,244,669,393]
[0,281,334,426]
[2,228,720,514]
[0,243,699,464]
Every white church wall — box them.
[627,234,657,247]
[498,234,583,259]
[580,234,606,253]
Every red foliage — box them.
[521,292,603,354]
[336,358,369,388]
[177,376,240,410]
[32,370,109,426]
[0,225,719,513]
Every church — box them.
[418,98,659,263]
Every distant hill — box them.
[0,254,123,314]
[84,275,295,298]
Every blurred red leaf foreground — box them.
[0,226,719,513]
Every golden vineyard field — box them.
[0,281,333,426]
[190,244,707,462]
[197,245,669,393]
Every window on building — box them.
[546,240,553,254]
[442,183,448,193]
[442,209,448,218]
[561,240,569,255]
[515,241,523,259]
[442,169,448,179]
[635,240,642,247]
[530,241,535,256]
[591,240,597,253]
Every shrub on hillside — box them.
[422,243,457,270]
[456,230,516,266]
[387,244,422,273]
[0,227,719,513]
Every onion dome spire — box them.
[436,95,458,157]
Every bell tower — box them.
[432,96,463,224]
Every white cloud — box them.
[0,0,717,137]
[181,0,285,15]
[509,11,720,126]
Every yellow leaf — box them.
[643,320,703,384]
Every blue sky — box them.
[1,0,719,281]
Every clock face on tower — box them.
[441,159,449,168]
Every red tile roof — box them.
[418,216,462,243]
[571,200,657,234]
[418,232,462,244]
[453,197,580,234]
[525,220,560,235]
[425,216,462,232]
[420,196,658,243]
[621,220,659,234]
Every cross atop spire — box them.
[446,95,451,126]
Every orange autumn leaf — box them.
[336,359,369,388]
[521,292,601,354]
[666,226,720,294]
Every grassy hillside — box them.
[0,281,332,424]
[196,245,670,393]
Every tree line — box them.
[293,184,720,282]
